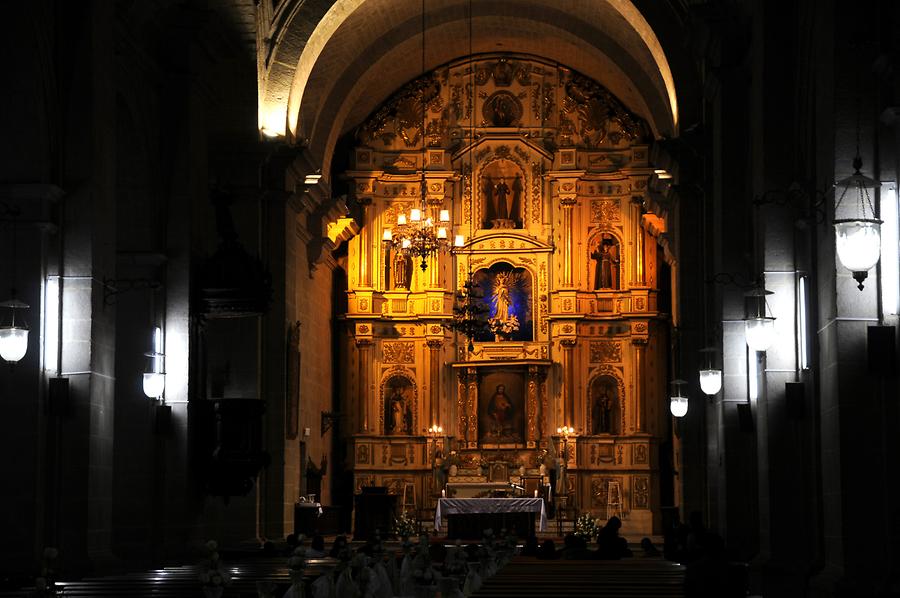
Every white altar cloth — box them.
[434,497,547,532]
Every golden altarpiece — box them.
[340,55,669,535]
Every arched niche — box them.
[379,369,417,436]
[480,159,525,230]
[471,261,534,342]
[587,370,625,435]
[588,230,623,290]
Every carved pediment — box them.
[355,54,649,153]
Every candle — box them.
[534,490,539,498]
[441,489,446,497]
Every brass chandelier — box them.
[443,0,490,352]
[381,0,461,273]
[382,201,460,272]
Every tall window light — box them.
[880,182,899,315]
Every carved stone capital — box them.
[560,338,577,349]
[426,339,443,350]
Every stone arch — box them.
[259,0,682,175]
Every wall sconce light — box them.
[0,294,29,363]
[0,204,28,363]
[834,156,881,291]
[698,347,722,396]
[744,288,776,352]
[669,379,689,417]
[142,326,166,399]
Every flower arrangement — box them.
[198,540,231,597]
[488,314,519,337]
[393,509,418,539]
[34,547,58,597]
[574,513,601,540]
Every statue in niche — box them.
[392,249,411,289]
[512,174,524,219]
[384,376,414,435]
[480,160,523,229]
[494,178,511,220]
[591,233,620,289]
[473,262,533,342]
[590,375,619,435]
[482,175,494,222]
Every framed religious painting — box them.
[477,367,526,446]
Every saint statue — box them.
[591,381,616,434]
[491,271,514,322]
[393,250,411,289]
[591,234,620,290]
[511,174,524,226]
[482,175,494,223]
[494,179,511,221]
[386,387,410,435]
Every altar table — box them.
[435,498,547,539]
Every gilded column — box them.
[633,339,647,433]
[427,339,443,429]
[465,367,479,449]
[631,197,645,286]
[457,370,469,445]
[358,197,372,287]
[560,196,577,287]
[356,339,373,432]
[560,339,577,426]
[527,365,542,447]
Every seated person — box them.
[307,534,326,558]
[596,516,632,560]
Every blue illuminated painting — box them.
[473,262,533,342]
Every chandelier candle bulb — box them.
[397,213,407,225]
[437,227,447,239]
[382,229,393,241]
[454,234,465,247]
[402,238,411,249]
[410,208,422,222]
[439,209,450,222]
